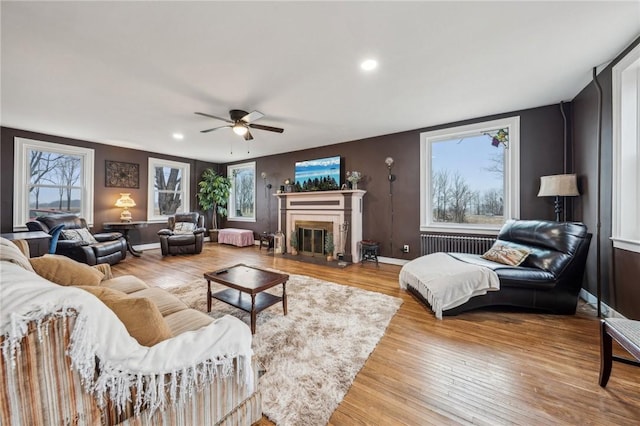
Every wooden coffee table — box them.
[204,264,289,334]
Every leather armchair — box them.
[157,212,205,256]
[443,219,592,315]
[26,214,127,265]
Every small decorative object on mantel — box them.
[346,171,362,190]
[284,178,294,193]
[105,160,140,188]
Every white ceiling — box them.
[2,1,639,163]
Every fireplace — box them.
[275,190,366,262]
[295,220,333,257]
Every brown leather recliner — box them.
[157,212,205,256]
[26,214,127,265]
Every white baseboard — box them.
[579,289,626,318]
[376,256,410,266]
[132,242,160,252]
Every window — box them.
[147,158,190,222]
[420,116,520,233]
[13,138,94,230]
[612,42,640,253]
[228,161,256,222]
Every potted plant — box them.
[290,230,298,255]
[325,232,335,262]
[196,168,231,242]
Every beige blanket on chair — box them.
[399,252,500,319]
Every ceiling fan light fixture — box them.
[233,123,248,136]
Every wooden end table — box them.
[103,221,148,257]
[204,264,289,334]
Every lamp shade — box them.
[537,174,579,197]
[115,193,136,207]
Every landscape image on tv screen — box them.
[294,156,341,191]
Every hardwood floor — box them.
[113,243,640,425]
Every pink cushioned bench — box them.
[218,228,254,247]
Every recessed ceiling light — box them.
[360,59,378,71]
[172,133,184,140]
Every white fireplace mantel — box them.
[275,190,366,262]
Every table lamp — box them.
[115,193,136,222]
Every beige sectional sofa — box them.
[0,238,261,425]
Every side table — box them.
[259,233,274,250]
[1,231,51,257]
[103,221,148,257]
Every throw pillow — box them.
[481,242,530,266]
[77,286,173,347]
[61,228,98,244]
[174,221,196,234]
[30,254,105,286]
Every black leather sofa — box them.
[439,219,592,315]
[26,214,127,265]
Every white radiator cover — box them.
[420,234,496,256]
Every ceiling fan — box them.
[195,109,284,141]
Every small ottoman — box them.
[218,228,255,247]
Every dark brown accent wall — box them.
[2,104,570,265]
[224,104,568,260]
[572,36,640,319]
[0,127,219,246]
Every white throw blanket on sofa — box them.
[399,252,500,319]
[0,238,253,416]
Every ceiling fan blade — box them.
[241,110,264,123]
[200,125,230,133]
[244,130,254,141]
[195,112,233,123]
[249,123,284,133]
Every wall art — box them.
[105,160,140,188]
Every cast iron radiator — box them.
[420,234,496,256]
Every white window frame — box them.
[420,116,520,234]
[147,157,190,223]
[227,161,256,222]
[13,138,94,230]
[612,42,640,253]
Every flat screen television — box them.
[294,155,342,191]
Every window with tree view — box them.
[420,117,520,233]
[228,161,256,222]
[13,138,94,229]
[147,158,190,222]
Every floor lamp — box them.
[537,174,580,222]
[261,172,272,233]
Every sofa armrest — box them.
[93,263,113,280]
[157,229,173,236]
[57,239,89,249]
[194,227,206,235]
[55,241,97,265]
[94,232,123,242]
[26,220,47,232]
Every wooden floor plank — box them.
[112,243,640,425]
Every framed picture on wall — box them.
[105,160,140,188]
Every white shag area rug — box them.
[167,273,402,426]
